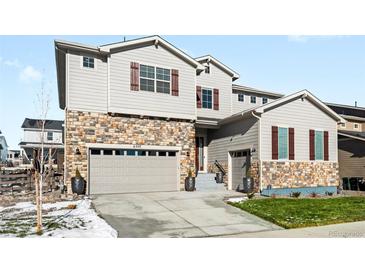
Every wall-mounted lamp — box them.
[75,148,81,155]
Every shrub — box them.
[325,191,334,196]
[75,168,81,178]
[309,192,318,198]
[291,192,301,198]
[67,204,77,210]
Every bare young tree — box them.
[33,80,51,234]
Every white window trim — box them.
[277,126,289,160]
[238,93,245,102]
[353,123,360,130]
[201,87,213,109]
[250,95,257,104]
[139,64,171,95]
[80,55,97,70]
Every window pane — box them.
[262,97,268,104]
[103,149,113,155]
[148,150,157,156]
[315,131,324,160]
[91,149,101,155]
[251,96,256,103]
[140,78,154,92]
[278,127,288,160]
[168,151,176,157]
[202,89,212,109]
[126,150,136,156]
[156,67,170,81]
[158,151,167,156]
[140,65,154,79]
[115,149,124,156]
[238,94,244,102]
[83,56,94,68]
[137,150,147,156]
[156,81,170,94]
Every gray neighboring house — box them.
[19,118,64,170]
[0,133,9,163]
[55,35,345,196]
[326,102,365,183]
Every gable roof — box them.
[195,55,240,80]
[21,118,64,131]
[220,89,346,125]
[100,36,205,71]
[232,84,284,98]
[326,102,365,119]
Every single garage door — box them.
[231,150,249,191]
[89,148,179,194]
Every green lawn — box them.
[230,197,365,229]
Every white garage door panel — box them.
[89,149,178,194]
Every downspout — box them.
[251,111,262,193]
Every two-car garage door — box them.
[89,148,179,194]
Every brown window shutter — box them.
[171,69,179,96]
[196,86,202,108]
[324,131,329,161]
[289,128,295,160]
[130,62,139,91]
[272,126,278,160]
[213,88,219,110]
[309,129,315,160]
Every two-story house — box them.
[326,102,365,184]
[55,35,345,196]
[19,118,64,170]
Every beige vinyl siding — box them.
[260,97,338,161]
[196,62,232,120]
[338,120,363,131]
[338,139,365,178]
[231,90,276,114]
[67,51,108,112]
[207,117,259,164]
[24,129,62,144]
[109,44,196,120]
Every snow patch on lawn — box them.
[0,199,117,238]
[226,197,247,203]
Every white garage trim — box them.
[87,144,181,194]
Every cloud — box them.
[288,35,309,43]
[19,66,42,82]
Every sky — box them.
[1,35,365,149]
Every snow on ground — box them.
[226,197,247,203]
[0,199,117,238]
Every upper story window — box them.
[140,64,171,94]
[262,97,268,104]
[315,130,324,160]
[204,65,210,74]
[340,123,346,128]
[250,96,256,104]
[47,132,53,141]
[82,56,94,69]
[202,88,212,109]
[238,94,244,102]
[278,127,288,160]
[354,123,360,130]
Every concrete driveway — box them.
[92,191,281,238]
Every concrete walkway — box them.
[92,191,281,238]
[220,220,365,238]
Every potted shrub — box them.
[215,171,224,184]
[185,168,195,191]
[71,168,86,195]
[243,167,253,193]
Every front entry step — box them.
[195,173,227,192]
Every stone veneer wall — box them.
[261,161,339,189]
[65,110,195,193]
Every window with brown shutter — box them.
[213,88,219,110]
[289,128,295,160]
[196,86,202,108]
[309,129,315,160]
[324,131,329,161]
[272,126,278,160]
[171,69,179,96]
[130,62,139,91]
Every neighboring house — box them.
[0,134,9,163]
[6,150,24,167]
[19,118,64,170]
[327,102,365,181]
[55,35,344,195]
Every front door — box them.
[195,137,204,172]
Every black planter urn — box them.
[71,176,86,195]
[185,177,196,191]
[215,172,224,184]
